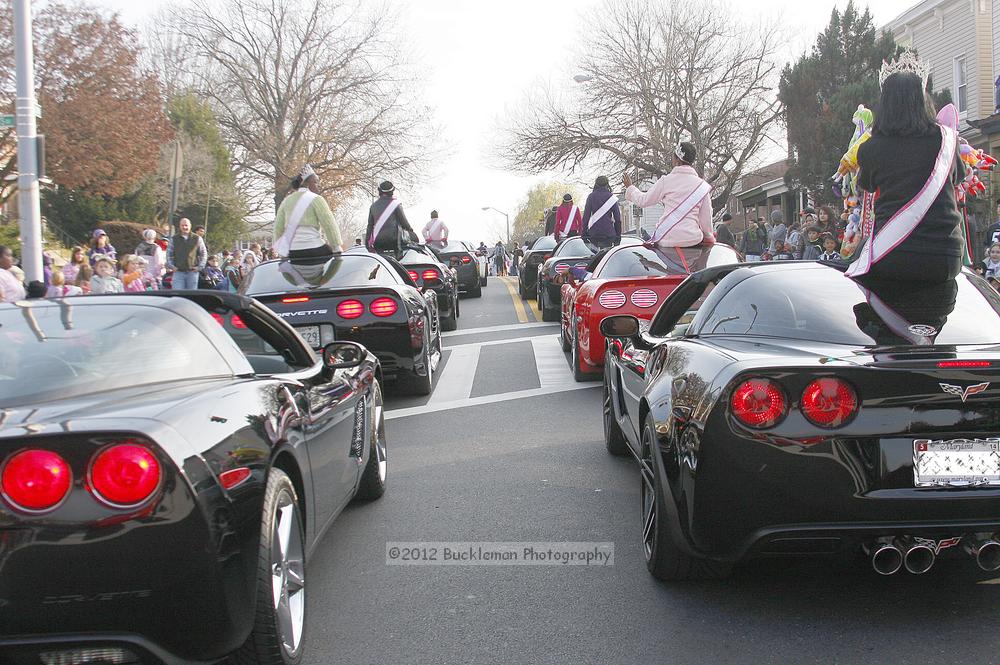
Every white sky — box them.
[72,0,916,242]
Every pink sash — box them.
[847,125,957,278]
[651,180,711,244]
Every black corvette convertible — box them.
[602,262,1000,580]
[518,234,557,300]
[430,240,483,297]
[0,292,387,664]
[535,236,596,322]
[393,244,460,331]
[241,251,442,395]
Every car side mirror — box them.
[322,342,366,370]
[600,315,640,339]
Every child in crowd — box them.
[202,255,225,290]
[819,234,843,262]
[121,255,152,292]
[75,263,93,294]
[979,243,1000,281]
[91,256,123,294]
[801,226,824,260]
[46,270,83,297]
[63,246,87,283]
[88,229,116,267]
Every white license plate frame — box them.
[913,438,1000,487]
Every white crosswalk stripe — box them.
[428,344,481,404]
[531,336,576,388]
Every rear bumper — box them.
[455,265,479,290]
[0,633,222,665]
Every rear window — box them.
[531,236,557,251]
[597,245,734,279]
[697,270,1000,346]
[242,256,401,294]
[0,303,233,407]
[554,237,593,257]
[432,242,470,255]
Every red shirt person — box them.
[554,194,583,241]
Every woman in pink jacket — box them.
[623,142,715,248]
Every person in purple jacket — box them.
[581,176,622,248]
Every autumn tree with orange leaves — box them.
[0,3,172,208]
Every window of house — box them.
[955,56,968,115]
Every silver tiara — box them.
[879,50,930,89]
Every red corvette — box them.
[560,241,741,381]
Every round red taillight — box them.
[230,315,248,329]
[731,378,787,429]
[370,297,398,317]
[1,449,72,512]
[337,299,364,319]
[90,443,161,507]
[461,256,472,264]
[555,263,570,274]
[407,270,419,282]
[801,378,858,428]
[422,269,439,281]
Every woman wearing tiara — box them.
[848,53,966,282]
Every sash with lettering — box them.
[587,194,619,230]
[369,198,402,249]
[273,189,319,256]
[559,205,580,237]
[650,179,712,244]
[846,125,957,278]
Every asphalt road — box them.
[302,276,1000,665]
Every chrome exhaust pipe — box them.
[965,536,1000,572]
[898,538,935,575]
[867,539,903,576]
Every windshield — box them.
[0,303,232,407]
[431,242,472,255]
[554,237,594,257]
[597,245,736,279]
[242,256,401,294]
[530,236,557,251]
[698,270,1000,346]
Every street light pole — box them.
[481,206,510,244]
[13,0,43,282]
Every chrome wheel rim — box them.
[271,491,305,657]
[640,432,657,561]
[602,383,613,438]
[373,385,387,482]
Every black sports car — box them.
[518,234,558,300]
[395,244,460,331]
[241,252,442,395]
[430,240,483,297]
[602,262,1000,580]
[535,236,596,321]
[0,291,387,664]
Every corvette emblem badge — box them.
[914,536,962,555]
[908,324,937,336]
[939,382,990,403]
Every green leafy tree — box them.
[779,2,897,203]
[512,182,573,244]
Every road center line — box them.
[499,277,531,323]
[428,344,480,403]
[387,383,599,420]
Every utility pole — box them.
[13,0,42,282]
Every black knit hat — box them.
[378,181,394,194]
[562,193,573,202]
[430,210,438,218]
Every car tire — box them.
[441,300,458,331]
[519,280,528,300]
[540,288,559,322]
[481,274,487,287]
[603,373,629,456]
[571,324,589,383]
[408,323,434,396]
[235,468,306,665]
[560,312,571,352]
[354,380,387,501]
[641,414,731,582]
[469,281,482,298]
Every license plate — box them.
[913,438,1000,486]
[297,325,322,348]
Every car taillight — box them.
[461,255,472,264]
[407,270,419,281]
[370,297,398,317]
[1,449,72,512]
[422,269,439,281]
[219,467,252,490]
[731,378,786,429]
[211,312,224,325]
[231,315,248,329]
[282,296,310,304]
[800,378,857,428]
[337,299,364,319]
[598,290,626,309]
[937,361,991,368]
[89,443,161,507]
[630,289,658,308]
[555,263,570,274]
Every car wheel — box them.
[469,280,482,298]
[560,311,571,352]
[519,280,528,300]
[408,323,434,396]
[441,300,458,331]
[541,287,559,322]
[571,323,589,383]
[641,415,731,581]
[481,274,487,287]
[603,372,629,456]
[235,468,306,665]
[354,380,387,501]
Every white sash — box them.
[847,125,956,278]
[424,219,444,241]
[274,189,319,256]
[370,199,402,246]
[587,194,619,230]
[560,205,579,236]
[651,180,711,243]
